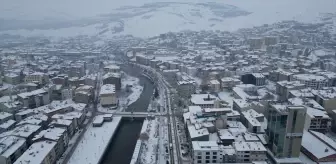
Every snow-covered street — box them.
[67,117,122,164]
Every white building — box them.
[190,94,220,108]
[24,72,49,84]
[276,80,306,100]
[221,77,242,89]
[304,107,331,133]
[292,74,328,89]
[33,127,69,159]
[61,88,73,100]
[0,136,27,164]
[192,141,228,164]
[209,79,221,92]
[14,141,57,164]
[177,81,196,98]
[233,141,267,163]
[100,84,117,107]
[242,109,263,133]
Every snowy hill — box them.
[0,0,335,38]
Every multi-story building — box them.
[314,89,336,114]
[248,38,263,49]
[266,105,307,158]
[241,73,266,86]
[276,81,306,100]
[14,141,57,164]
[61,88,73,100]
[0,136,27,164]
[3,73,20,85]
[51,119,75,137]
[103,73,121,90]
[233,141,267,163]
[74,85,94,104]
[304,107,331,133]
[221,77,242,89]
[0,112,13,124]
[192,141,225,164]
[177,81,196,98]
[100,84,117,107]
[241,109,263,133]
[209,79,221,92]
[190,94,220,108]
[24,72,49,84]
[0,124,42,145]
[33,127,69,159]
[292,74,328,89]
[17,89,50,109]
[269,69,293,82]
[104,64,120,73]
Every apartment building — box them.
[190,94,220,108]
[304,107,331,133]
[221,77,242,89]
[292,74,328,89]
[24,72,49,84]
[192,141,225,164]
[3,73,20,85]
[314,89,336,114]
[209,79,221,92]
[17,89,50,109]
[276,80,306,100]
[14,141,57,164]
[103,73,121,90]
[33,127,69,159]
[241,73,266,86]
[0,136,27,164]
[177,80,196,98]
[267,105,306,158]
[233,141,267,163]
[100,84,117,107]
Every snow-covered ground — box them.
[217,90,235,107]
[121,73,144,106]
[98,72,143,113]
[1,0,335,38]
[139,118,159,164]
[67,117,122,164]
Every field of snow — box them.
[68,117,122,164]
[1,0,335,38]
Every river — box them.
[100,66,155,164]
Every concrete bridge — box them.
[113,111,167,118]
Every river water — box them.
[100,66,155,164]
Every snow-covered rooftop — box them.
[100,84,116,95]
[14,140,57,164]
[0,136,26,158]
[191,94,218,105]
[233,141,266,152]
[0,123,41,139]
[188,125,209,139]
[33,127,66,141]
[192,141,221,151]
[302,130,336,159]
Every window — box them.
[213,156,217,159]
[206,156,210,159]
[206,152,210,155]
[213,152,217,155]
[206,160,210,163]
[212,160,217,163]
[197,160,202,163]
[198,156,202,159]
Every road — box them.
[137,62,182,164]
